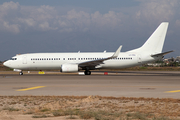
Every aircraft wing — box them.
[78,46,122,68]
[151,50,174,57]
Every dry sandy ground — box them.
[0,96,180,120]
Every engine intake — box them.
[61,63,78,72]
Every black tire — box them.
[87,71,91,75]
[84,71,87,75]
[19,72,23,75]
[84,70,91,75]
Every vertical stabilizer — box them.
[128,22,169,54]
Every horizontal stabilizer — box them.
[151,50,174,57]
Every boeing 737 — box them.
[3,22,173,75]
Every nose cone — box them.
[3,61,10,68]
[3,61,7,66]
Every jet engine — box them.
[61,63,78,72]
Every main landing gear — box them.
[19,71,23,75]
[84,70,91,75]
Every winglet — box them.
[112,45,122,58]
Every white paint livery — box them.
[3,22,173,75]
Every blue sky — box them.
[0,0,180,61]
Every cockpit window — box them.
[10,58,17,60]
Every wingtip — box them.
[112,45,122,58]
[161,22,169,25]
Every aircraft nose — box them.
[3,61,7,66]
[3,61,9,67]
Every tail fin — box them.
[128,22,169,54]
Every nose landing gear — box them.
[19,71,23,75]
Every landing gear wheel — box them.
[19,72,23,75]
[84,70,91,75]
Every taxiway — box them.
[0,71,180,98]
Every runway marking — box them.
[16,86,45,91]
[165,90,180,93]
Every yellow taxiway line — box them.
[16,86,45,91]
[165,90,180,93]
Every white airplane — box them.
[3,22,173,75]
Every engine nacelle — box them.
[13,69,21,72]
[61,63,78,72]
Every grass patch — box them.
[32,114,48,118]
[3,107,19,111]
[126,112,172,120]
[24,111,34,114]
[52,110,65,116]
[78,110,96,119]
[131,112,147,120]
[52,109,80,117]
[79,110,118,120]
[40,108,50,112]
[140,67,147,70]
[66,116,78,119]
[126,112,148,120]
[152,116,171,120]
